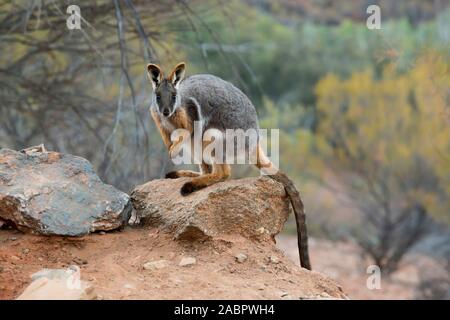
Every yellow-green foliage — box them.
[314,53,450,223]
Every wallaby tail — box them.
[256,145,312,270]
[267,171,311,270]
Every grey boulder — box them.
[0,146,131,236]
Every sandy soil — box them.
[0,227,346,300]
[276,235,446,300]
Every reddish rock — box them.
[131,176,290,241]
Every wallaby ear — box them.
[147,63,163,89]
[168,62,186,87]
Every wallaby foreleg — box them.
[151,109,172,150]
[200,163,212,174]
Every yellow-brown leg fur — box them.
[165,170,201,179]
[180,164,231,196]
[200,162,212,174]
[151,109,172,149]
[166,162,211,179]
[256,144,273,170]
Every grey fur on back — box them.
[179,74,259,133]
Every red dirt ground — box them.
[0,226,346,300]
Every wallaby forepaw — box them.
[165,171,179,179]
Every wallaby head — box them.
[147,62,186,117]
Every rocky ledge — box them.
[131,176,291,241]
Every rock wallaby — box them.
[147,62,311,270]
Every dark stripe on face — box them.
[156,79,177,117]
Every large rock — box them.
[131,176,290,240]
[0,146,131,236]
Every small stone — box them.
[11,255,20,261]
[10,237,17,241]
[99,231,106,235]
[143,260,169,270]
[235,253,248,263]
[22,248,30,254]
[73,257,88,265]
[38,257,44,262]
[269,256,280,264]
[178,257,196,267]
[148,230,159,238]
[281,292,289,297]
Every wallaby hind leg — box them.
[180,163,231,196]
[256,143,277,173]
[166,170,201,179]
[166,162,211,179]
[200,162,212,174]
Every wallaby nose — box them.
[162,108,170,116]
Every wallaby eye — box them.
[156,94,161,103]
[172,94,176,104]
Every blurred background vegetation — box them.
[0,0,449,298]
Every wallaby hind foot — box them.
[165,162,212,179]
[180,164,231,196]
[165,170,201,179]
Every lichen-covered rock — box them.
[130,176,290,241]
[0,147,131,236]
